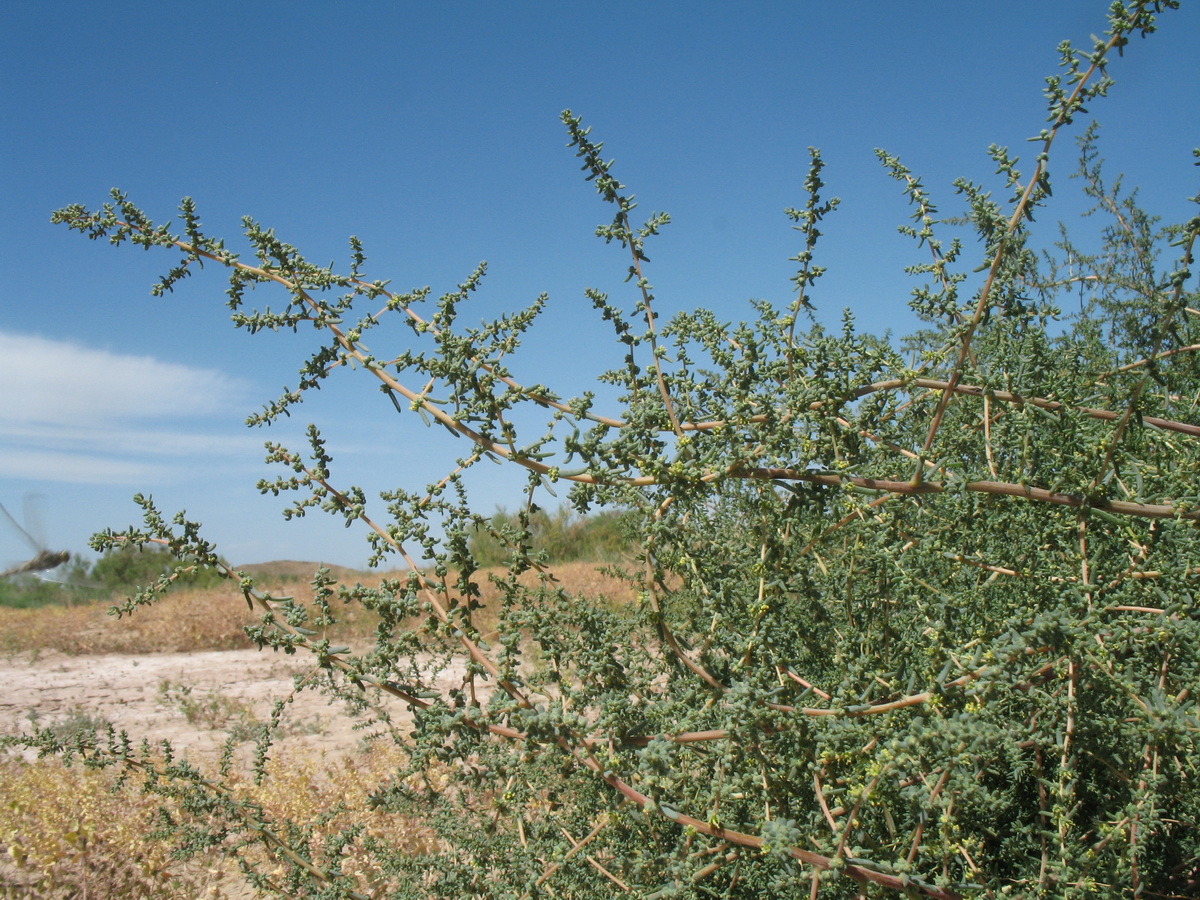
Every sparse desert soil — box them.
[0,646,469,762]
[0,560,631,760]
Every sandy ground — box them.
[0,648,485,897]
[0,647,469,763]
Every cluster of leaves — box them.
[9,2,1199,897]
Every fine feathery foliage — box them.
[11,2,1199,896]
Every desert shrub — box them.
[23,706,113,746]
[157,679,260,742]
[9,3,1199,897]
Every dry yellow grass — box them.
[0,754,237,898]
[0,590,256,657]
[0,742,440,899]
[0,560,637,658]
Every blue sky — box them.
[2,1,1197,570]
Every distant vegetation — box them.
[0,558,99,609]
[0,544,226,609]
[0,512,625,609]
[0,560,633,657]
[468,506,634,567]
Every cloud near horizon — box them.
[0,330,258,486]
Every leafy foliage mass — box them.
[11,3,1200,896]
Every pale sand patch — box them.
[0,647,474,763]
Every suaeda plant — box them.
[14,1,1200,896]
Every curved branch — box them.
[738,466,1200,521]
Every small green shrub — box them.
[157,679,258,741]
[24,706,113,746]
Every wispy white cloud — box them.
[0,448,179,485]
[2,421,255,459]
[0,330,258,486]
[0,330,248,426]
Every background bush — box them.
[468,507,634,568]
[0,545,226,609]
[88,544,226,593]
